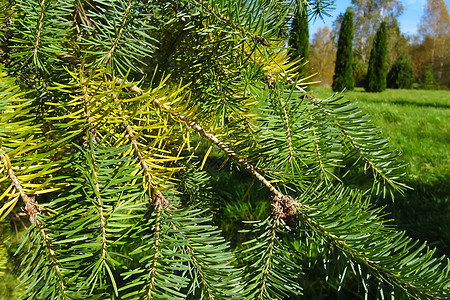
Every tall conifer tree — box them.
[365,21,388,92]
[332,7,354,92]
[289,7,309,73]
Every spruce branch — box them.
[55,53,305,218]
[32,35,449,300]
[54,58,172,208]
[279,96,294,162]
[194,0,270,45]
[80,68,95,130]
[146,205,162,299]
[309,97,408,193]
[296,185,450,299]
[80,70,108,269]
[33,0,46,60]
[257,216,278,299]
[308,109,326,177]
[284,107,294,162]
[342,126,396,187]
[184,234,215,300]
[0,150,36,214]
[0,150,66,296]
[104,0,132,64]
[37,221,67,296]
[87,138,108,265]
[109,82,169,208]
[4,1,448,298]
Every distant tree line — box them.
[291,0,449,91]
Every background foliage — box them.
[308,0,450,89]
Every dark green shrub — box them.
[420,65,438,90]
[387,54,415,89]
[353,58,367,87]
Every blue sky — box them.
[309,0,450,38]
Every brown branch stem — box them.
[0,150,35,206]
[33,0,46,58]
[109,84,169,208]
[0,150,66,295]
[104,0,132,64]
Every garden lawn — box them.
[312,87,449,186]
[313,86,450,254]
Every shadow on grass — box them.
[183,155,271,250]
[379,178,450,256]
[361,98,450,109]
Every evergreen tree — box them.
[387,54,415,89]
[0,1,449,299]
[289,7,309,74]
[420,65,438,90]
[365,21,388,92]
[332,7,354,92]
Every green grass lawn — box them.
[312,87,449,186]
[312,86,450,253]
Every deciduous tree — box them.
[416,0,450,87]
[309,26,335,86]
[386,17,408,70]
[352,0,403,66]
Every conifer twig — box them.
[257,216,278,299]
[309,99,403,191]
[0,149,66,295]
[33,0,46,58]
[109,82,170,208]
[104,0,132,64]
[194,0,270,45]
[146,206,162,299]
[80,70,107,263]
[308,110,325,177]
